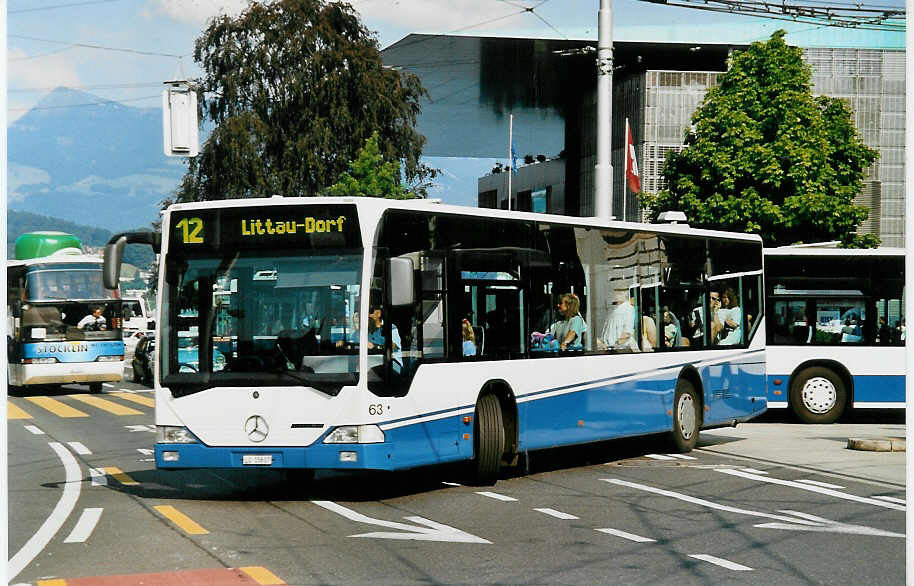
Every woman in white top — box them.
[718,287,742,345]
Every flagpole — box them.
[508,113,513,211]
[623,118,629,222]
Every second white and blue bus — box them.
[765,246,904,423]
[104,197,767,484]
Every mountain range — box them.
[7,87,483,239]
[8,87,187,231]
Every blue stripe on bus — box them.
[158,358,765,471]
[767,373,905,406]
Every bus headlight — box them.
[323,425,385,444]
[156,425,199,444]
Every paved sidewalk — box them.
[698,422,906,487]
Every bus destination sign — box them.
[170,204,361,251]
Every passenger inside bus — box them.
[598,289,637,352]
[461,319,477,356]
[367,306,402,373]
[545,293,585,351]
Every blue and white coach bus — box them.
[765,246,905,423]
[104,198,766,485]
[8,232,125,393]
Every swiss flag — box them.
[625,118,641,194]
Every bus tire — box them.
[790,366,846,424]
[471,394,505,486]
[670,379,699,452]
[88,382,103,393]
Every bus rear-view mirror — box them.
[389,257,415,306]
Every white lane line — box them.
[8,442,82,582]
[873,495,906,505]
[24,425,45,435]
[795,479,845,489]
[63,508,103,543]
[137,448,154,456]
[534,508,579,520]
[442,482,462,487]
[689,554,753,571]
[89,468,108,487]
[740,468,768,475]
[595,527,656,543]
[717,469,905,511]
[645,454,675,460]
[475,491,517,502]
[667,454,696,460]
[67,442,92,455]
[103,383,116,388]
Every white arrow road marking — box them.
[311,501,490,543]
[8,443,82,581]
[755,510,904,538]
[603,478,903,537]
[64,508,103,543]
[716,468,906,511]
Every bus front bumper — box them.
[155,442,399,471]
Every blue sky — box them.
[6,0,906,208]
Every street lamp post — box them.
[594,0,613,221]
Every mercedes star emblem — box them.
[244,415,269,442]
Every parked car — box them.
[131,335,155,386]
[131,334,226,386]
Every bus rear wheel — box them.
[670,379,699,452]
[790,367,846,424]
[470,394,505,486]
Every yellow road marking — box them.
[25,396,89,418]
[7,401,33,419]
[71,393,143,415]
[154,505,210,535]
[240,566,286,585]
[37,580,67,586]
[110,391,155,407]
[102,466,139,486]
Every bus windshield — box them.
[26,264,115,301]
[162,250,362,395]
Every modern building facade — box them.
[382,35,905,246]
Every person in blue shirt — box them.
[367,306,402,373]
[547,293,586,351]
[461,319,478,356]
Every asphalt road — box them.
[6,373,906,585]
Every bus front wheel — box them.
[790,367,846,424]
[471,394,505,486]
[670,379,699,452]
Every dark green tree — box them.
[174,0,434,202]
[642,30,879,247]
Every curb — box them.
[846,437,906,452]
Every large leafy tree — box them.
[642,30,879,247]
[173,0,432,202]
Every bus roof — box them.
[165,196,764,243]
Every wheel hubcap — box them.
[801,377,837,414]
[678,394,696,439]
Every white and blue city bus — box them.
[764,246,905,423]
[104,198,766,484]
[7,232,125,393]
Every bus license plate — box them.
[242,454,273,466]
